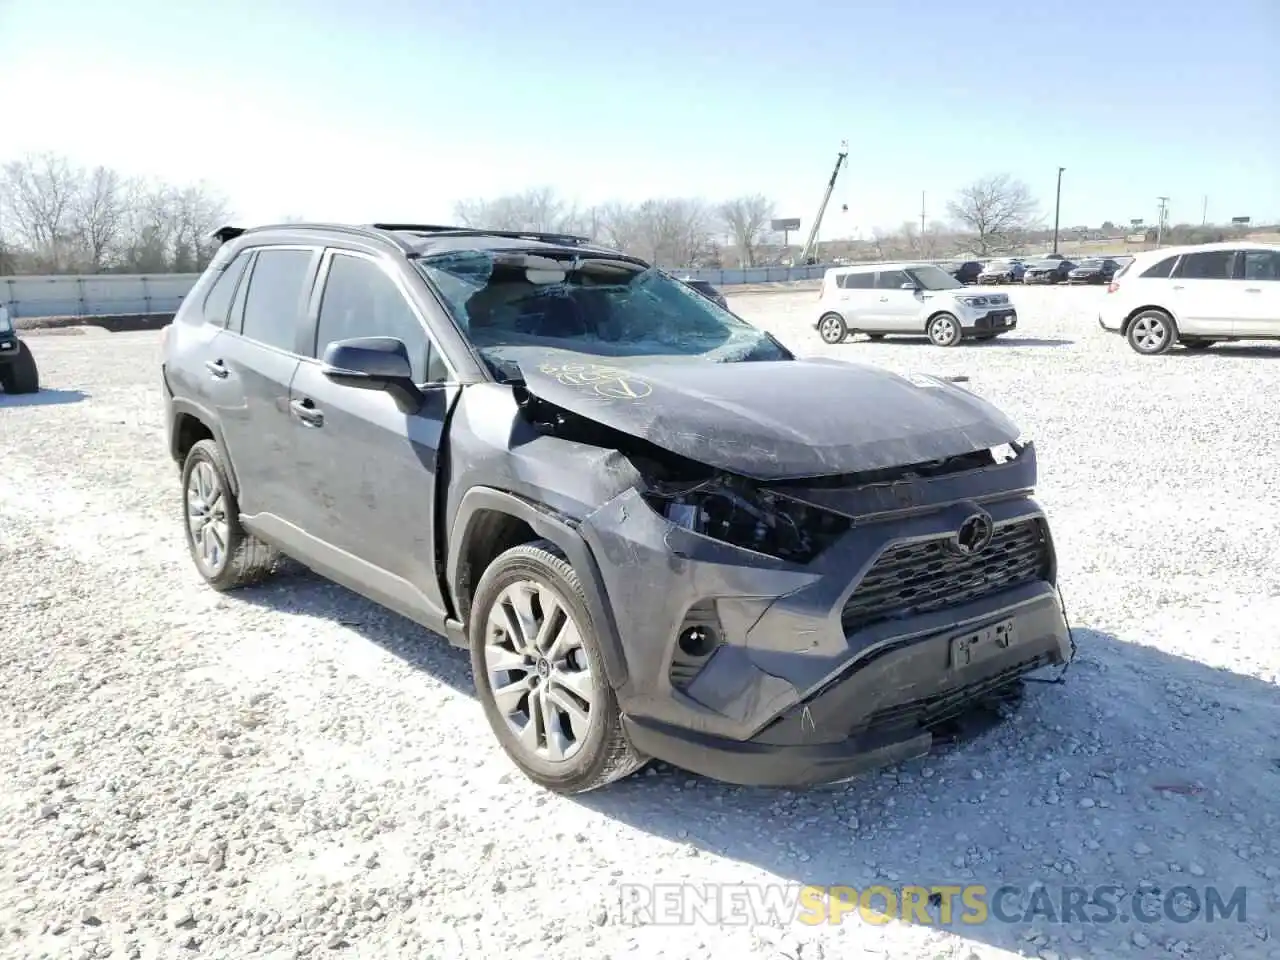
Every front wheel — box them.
[0,341,40,394]
[927,313,962,347]
[818,313,848,344]
[470,540,646,794]
[1126,310,1176,355]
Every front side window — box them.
[239,249,316,352]
[1242,250,1280,281]
[415,249,790,381]
[875,269,912,289]
[202,250,252,328]
[1175,251,1235,280]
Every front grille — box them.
[856,655,1050,734]
[840,518,1050,633]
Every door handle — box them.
[879,296,889,302]
[289,397,324,427]
[1172,285,1185,290]
[204,359,229,379]
[1245,287,1262,293]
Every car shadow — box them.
[854,336,1074,348]
[233,572,1279,956]
[0,388,89,407]
[1175,344,1280,358]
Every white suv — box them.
[815,262,1018,347]
[1098,240,1280,355]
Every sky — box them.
[1,0,1277,239]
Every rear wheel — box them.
[818,313,848,344]
[0,341,40,394]
[1126,309,1177,355]
[470,540,646,794]
[927,313,962,347]
[181,439,280,590]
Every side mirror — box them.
[321,336,422,407]
[901,282,920,291]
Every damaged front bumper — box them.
[579,443,1072,787]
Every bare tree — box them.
[74,166,129,270]
[946,174,1039,255]
[718,194,774,266]
[0,153,83,272]
[453,187,587,236]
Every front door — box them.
[872,269,922,331]
[288,249,459,625]
[1234,249,1280,338]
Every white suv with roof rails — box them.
[1098,240,1280,354]
[815,262,1018,347]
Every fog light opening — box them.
[677,625,719,658]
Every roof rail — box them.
[369,223,593,246]
[207,222,418,253]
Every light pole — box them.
[1156,197,1169,247]
[1052,167,1065,254]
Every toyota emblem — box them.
[951,511,995,556]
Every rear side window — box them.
[1140,256,1179,279]
[314,253,443,382]
[1175,251,1235,280]
[201,251,251,327]
[875,270,911,289]
[838,272,874,289]
[239,249,316,352]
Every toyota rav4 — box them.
[160,222,1073,794]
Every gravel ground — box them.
[1,287,1278,960]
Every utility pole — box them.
[1052,167,1065,254]
[1201,195,1208,226]
[1156,197,1169,247]
[920,191,926,237]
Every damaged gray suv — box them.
[160,222,1073,794]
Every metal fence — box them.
[1,262,865,321]
[1,274,196,320]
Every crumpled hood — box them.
[519,355,1021,481]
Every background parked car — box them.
[944,260,984,284]
[978,259,1026,284]
[1067,258,1121,284]
[680,277,729,309]
[1023,259,1076,284]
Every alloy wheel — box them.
[1130,314,1170,353]
[484,579,595,763]
[186,460,229,575]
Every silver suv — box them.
[816,262,1018,347]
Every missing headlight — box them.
[647,475,852,564]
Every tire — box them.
[818,313,848,344]
[469,539,646,794]
[0,341,40,394]
[1126,309,1177,355]
[927,313,962,347]
[1182,339,1213,351]
[181,439,279,591]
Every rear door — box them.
[1234,249,1280,337]
[872,268,920,330]
[287,248,458,623]
[208,245,320,522]
[1168,249,1240,336]
[837,270,877,327]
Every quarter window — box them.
[1140,256,1179,279]
[202,251,251,328]
[239,249,316,352]
[315,254,440,382]
[1175,251,1235,280]
[1242,250,1280,281]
